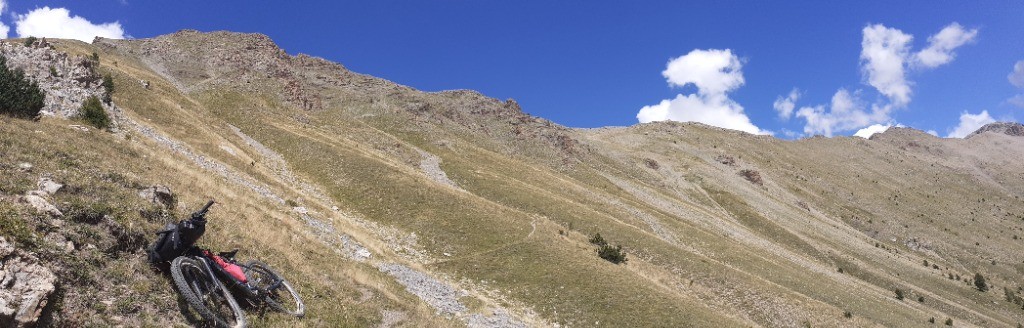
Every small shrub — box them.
[837,267,844,274]
[928,317,935,324]
[23,36,37,47]
[597,244,627,264]
[923,259,929,267]
[49,65,58,77]
[0,55,46,119]
[91,52,100,62]
[945,318,953,326]
[101,73,114,104]
[974,273,988,292]
[894,288,905,300]
[842,311,852,318]
[285,199,299,207]
[589,233,607,246]
[78,96,110,129]
[918,296,924,303]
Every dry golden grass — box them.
[3,34,1022,327]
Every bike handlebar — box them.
[191,199,216,219]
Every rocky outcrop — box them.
[966,122,1024,138]
[18,177,65,217]
[0,40,108,118]
[0,237,57,327]
[138,185,175,209]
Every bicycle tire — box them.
[245,260,305,317]
[171,256,247,328]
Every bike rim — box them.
[181,260,242,325]
[250,264,302,314]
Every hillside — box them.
[2,31,1024,327]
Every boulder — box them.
[16,163,32,172]
[0,237,57,327]
[138,185,175,209]
[36,178,63,196]
[19,195,62,217]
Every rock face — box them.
[0,40,109,119]
[0,237,57,327]
[138,185,175,209]
[967,122,1024,138]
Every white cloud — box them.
[947,110,995,138]
[853,123,893,138]
[795,89,885,136]
[860,24,914,107]
[926,130,938,137]
[637,49,769,135]
[913,23,978,68]
[0,1,9,39]
[15,7,125,42]
[773,88,800,119]
[788,23,977,136]
[1011,61,1024,88]
[1009,94,1024,108]
[1010,61,1024,108]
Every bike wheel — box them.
[171,256,247,328]
[245,261,305,317]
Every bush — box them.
[974,273,988,292]
[945,318,953,326]
[0,55,46,119]
[101,73,114,104]
[894,288,905,300]
[23,36,37,47]
[842,311,852,318]
[590,233,627,264]
[78,96,110,129]
[597,244,628,264]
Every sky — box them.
[2,1,1023,139]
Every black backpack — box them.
[147,200,214,263]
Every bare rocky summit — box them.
[967,121,1024,138]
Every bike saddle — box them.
[218,249,239,259]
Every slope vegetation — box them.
[1,31,1023,327]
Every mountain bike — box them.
[168,201,304,328]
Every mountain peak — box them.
[966,121,1024,138]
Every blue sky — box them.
[2,1,1022,138]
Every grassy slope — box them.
[4,34,1023,328]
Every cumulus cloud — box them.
[1010,61,1024,108]
[15,7,125,42]
[861,24,914,107]
[0,1,9,38]
[773,88,800,119]
[946,110,995,138]
[853,123,893,138]
[913,23,978,68]
[1011,61,1024,88]
[780,22,977,136]
[637,49,769,135]
[795,89,885,136]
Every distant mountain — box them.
[968,122,1024,138]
